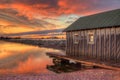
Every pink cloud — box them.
[0,0,119,20]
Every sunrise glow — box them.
[0,0,120,38]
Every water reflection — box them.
[47,58,82,73]
[0,41,65,74]
[47,58,100,73]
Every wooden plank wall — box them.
[66,27,120,63]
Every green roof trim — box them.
[64,9,120,32]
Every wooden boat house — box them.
[64,9,120,63]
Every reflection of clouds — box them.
[13,56,52,74]
[0,56,53,74]
[0,41,63,74]
[0,41,35,59]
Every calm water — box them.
[0,41,65,74]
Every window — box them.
[88,32,94,44]
[73,33,79,44]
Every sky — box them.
[0,0,120,38]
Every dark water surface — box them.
[0,41,65,74]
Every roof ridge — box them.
[64,9,120,32]
[78,8,120,19]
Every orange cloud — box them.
[0,24,35,34]
[0,0,104,19]
[58,0,89,14]
[0,0,119,19]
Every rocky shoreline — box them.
[0,69,120,80]
[1,39,66,50]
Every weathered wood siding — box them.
[66,27,120,63]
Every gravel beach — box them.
[0,69,120,80]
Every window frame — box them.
[87,32,95,44]
[73,33,79,44]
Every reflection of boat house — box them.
[64,9,120,67]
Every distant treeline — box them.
[0,36,21,39]
[0,36,65,40]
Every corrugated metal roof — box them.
[64,9,120,32]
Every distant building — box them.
[64,9,120,63]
